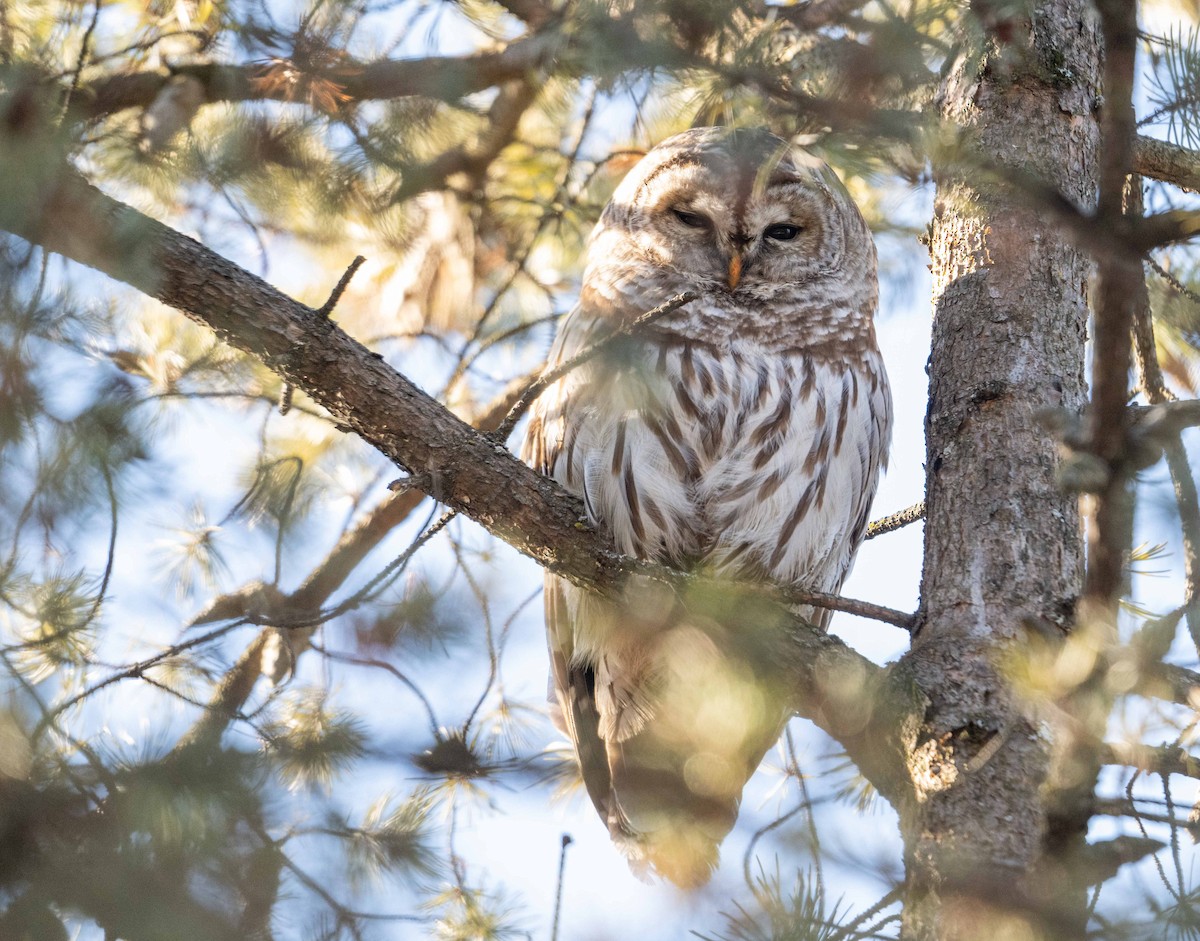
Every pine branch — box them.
[1135,135,1200,193]
[1131,398,1200,435]
[75,34,559,120]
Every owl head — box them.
[584,127,876,333]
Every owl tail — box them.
[616,821,723,889]
[603,729,744,889]
[580,624,788,888]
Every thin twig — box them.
[1104,740,1200,779]
[864,502,924,540]
[280,254,366,413]
[35,620,249,738]
[550,833,573,941]
[1094,796,1192,828]
[318,255,367,318]
[491,291,699,442]
[441,88,602,396]
[1147,256,1200,307]
[58,0,102,122]
[772,582,915,631]
[310,644,440,733]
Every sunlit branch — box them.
[75,34,559,120]
[1135,135,1200,193]
[864,501,924,541]
[775,583,914,631]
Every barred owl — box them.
[522,127,891,887]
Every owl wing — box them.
[543,576,621,826]
[521,304,753,887]
[522,299,670,737]
[521,306,634,842]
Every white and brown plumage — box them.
[522,127,891,886]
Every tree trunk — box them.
[900,2,1100,938]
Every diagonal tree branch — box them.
[0,166,918,804]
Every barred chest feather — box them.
[530,332,891,617]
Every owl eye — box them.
[764,223,802,241]
[673,209,710,229]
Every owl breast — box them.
[535,328,890,627]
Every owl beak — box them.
[727,254,743,290]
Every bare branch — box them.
[1133,209,1200,250]
[75,34,558,120]
[1141,662,1200,709]
[392,78,542,202]
[1132,399,1200,437]
[775,583,914,631]
[1135,135,1200,193]
[317,254,367,318]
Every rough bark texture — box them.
[902,3,1100,938]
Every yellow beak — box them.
[727,254,742,290]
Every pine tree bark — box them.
[899,2,1100,938]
